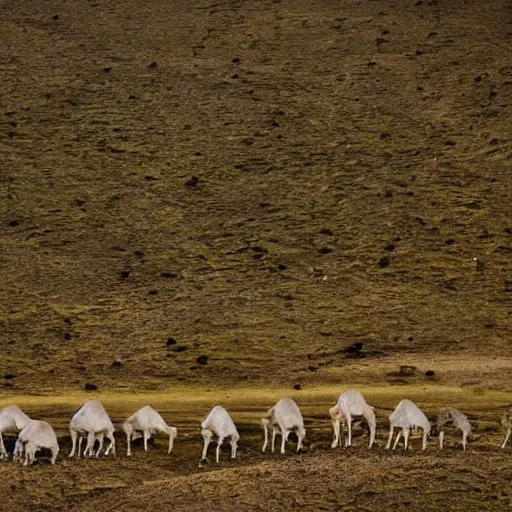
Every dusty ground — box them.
[1,0,512,509]
[2,386,512,512]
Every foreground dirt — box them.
[2,415,512,512]
[1,390,512,512]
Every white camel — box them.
[13,420,59,466]
[437,407,471,451]
[122,405,177,456]
[69,400,115,458]
[201,406,239,463]
[500,407,512,449]
[329,390,376,449]
[386,399,431,451]
[0,405,31,459]
[261,397,306,454]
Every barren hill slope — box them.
[1,0,512,393]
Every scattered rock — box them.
[149,61,158,68]
[445,238,455,245]
[308,366,318,372]
[384,243,395,252]
[344,342,365,359]
[277,264,287,271]
[425,370,435,377]
[319,247,332,255]
[378,256,390,268]
[148,289,158,295]
[293,384,301,390]
[111,360,122,368]
[185,176,199,188]
[232,57,240,63]
[64,332,72,341]
[173,346,187,353]
[160,272,178,279]
[196,355,209,365]
[120,270,131,279]
[8,219,19,227]
[166,337,177,346]
[320,228,333,236]
[84,383,98,391]
[4,374,16,380]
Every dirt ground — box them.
[2,387,512,512]
[1,0,512,509]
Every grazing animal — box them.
[13,420,59,466]
[201,406,239,463]
[0,405,31,459]
[122,405,177,456]
[437,407,472,451]
[386,399,431,451]
[500,408,512,449]
[69,400,115,458]
[329,390,376,449]
[261,398,306,454]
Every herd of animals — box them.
[1,389,512,466]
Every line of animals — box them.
[1,390,512,466]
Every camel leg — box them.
[0,433,6,459]
[105,433,115,456]
[230,437,237,459]
[126,433,132,456]
[95,433,104,457]
[331,418,340,449]
[392,429,402,450]
[386,425,394,450]
[201,429,212,461]
[439,430,445,450]
[262,424,269,452]
[403,428,410,450]
[216,437,224,463]
[347,415,352,447]
[502,428,511,449]
[271,427,277,453]
[281,428,287,455]
[69,430,77,458]
[85,431,95,458]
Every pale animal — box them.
[437,407,471,451]
[201,406,239,463]
[13,420,59,466]
[329,390,376,449]
[69,400,116,457]
[500,407,512,449]
[261,397,306,454]
[0,405,31,459]
[122,405,177,456]
[386,399,431,451]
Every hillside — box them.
[2,0,512,393]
